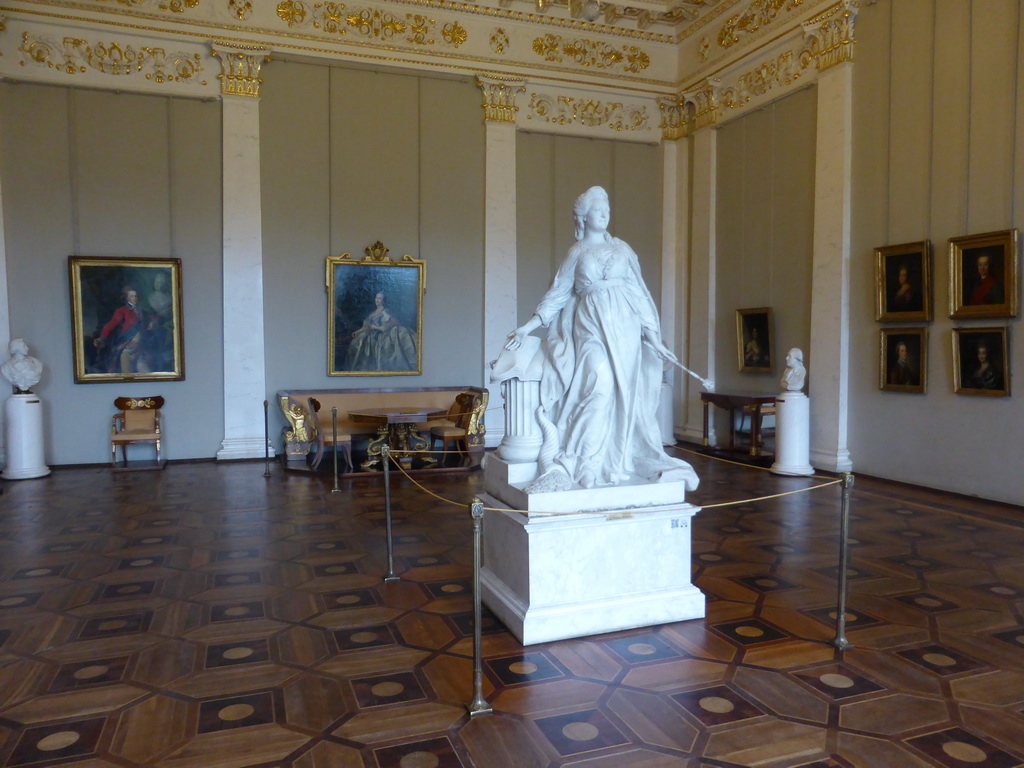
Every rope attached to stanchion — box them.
[262,400,271,478]
[383,446,399,582]
[331,407,341,493]
[466,497,492,717]
[830,472,855,651]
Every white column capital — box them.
[802,0,859,73]
[657,97,687,142]
[682,78,721,132]
[476,74,526,124]
[210,44,270,98]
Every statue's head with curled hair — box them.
[572,185,611,241]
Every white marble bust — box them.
[1,338,43,393]
[780,347,806,392]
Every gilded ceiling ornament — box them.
[228,0,253,20]
[347,9,407,39]
[19,32,203,82]
[476,74,525,123]
[489,27,510,54]
[277,0,308,26]
[698,35,710,62]
[532,34,649,73]
[406,15,436,45]
[528,91,650,132]
[210,44,269,97]
[719,0,803,49]
[442,21,468,48]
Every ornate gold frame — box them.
[68,256,185,384]
[327,242,426,377]
[948,229,1018,319]
[879,327,927,394]
[735,307,774,373]
[952,327,1010,397]
[875,240,931,322]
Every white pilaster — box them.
[808,62,854,472]
[479,75,524,449]
[659,113,692,442]
[682,125,717,446]
[213,46,273,460]
[0,114,9,466]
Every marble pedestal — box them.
[480,457,704,645]
[3,394,50,479]
[771,391,814,476]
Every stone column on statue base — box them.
[3,394,50,479]
[771,391,813,476]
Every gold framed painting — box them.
[736,307,774,373]
[952,327,1010,397]
[875,240,931,322]
[948,229,1018,319]
[327,241,425,376]
[68,256,184,384]
[879,327,926,394]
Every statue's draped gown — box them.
[533,235,698,490]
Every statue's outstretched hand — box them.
[505,329,525,351]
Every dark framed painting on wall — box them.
[327,241,425,376]
[879,327,926,394]
[948,229,1018,319]
[68,256,184,384]
[952,327,1010,397]
[735,307,774,373]
[875,240,931,322]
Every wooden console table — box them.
[700,392,776,458]
[348,405,448,470]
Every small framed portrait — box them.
[68,256,184,384]
[879,328,927,394]
[736,307,774,373]
[948,229,1018,319]
[952,327,1010,397]
[875,240,931,322]
[327,241,425,376]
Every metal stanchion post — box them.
[262,400,271,478]
[331,407,341,493]
[830,472,855,651]
[466,497,492,717]
[383,446,399,583]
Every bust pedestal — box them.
[770,391,813,476]
[3,394,51,479]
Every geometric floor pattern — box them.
[0,447,1021,767]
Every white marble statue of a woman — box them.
[1,338,43,393]
[505,186,699,493]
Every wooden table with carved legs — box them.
[348,406,448,470]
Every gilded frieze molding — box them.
[682,77,719,131]
[95,0,201,13]
[657,96,687,141]
[476,74,525,123]
[718,0,804,49]
[801,0,856,72]
[276,2,468,48]
[526,91,651,132]
[210,44,268,97]
[17,31,204,82]
[531,33,649,73]
[718,50,801,108]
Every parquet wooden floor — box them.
[0,448,1021,768]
